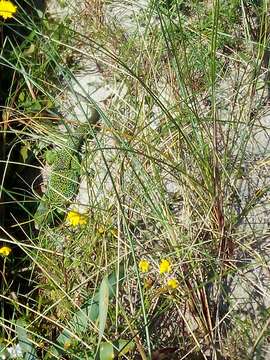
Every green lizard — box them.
[34,110,99,228]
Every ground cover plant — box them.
[0,0,269,359]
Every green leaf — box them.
[46,264,125,358]
[98,340,135,360]
[31,100,42,111]
[16,319,38,360]
[20,144,30,163]
[18,91,25,102]
[98,275,109,346]
[23,43,35,56]
[99,342,114,360]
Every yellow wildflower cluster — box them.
[138,258,179,290]
[66,210,88,227]
[0,246,12,256]
[0,0,17,19]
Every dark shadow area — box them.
[0,0,46,335]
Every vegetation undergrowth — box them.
[0,0,269,359]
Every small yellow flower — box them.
[0,246,12,256]
[167,278,179,289]
[97,225,105,234]
[66,210,88,227]
[64,340,72,350]
[159,259,171,274]
[139,259,150,273]
[0,0,17,20]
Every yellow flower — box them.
[97,225,105,234]
[64,340,72,350]
[159,259,171,274]
[139,259,150,273]
[0,246,12,256]
[0,0,17,20]
[66,210,88,227]
[167,278,179,289]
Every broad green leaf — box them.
[46,264,125,358]
[99,340,135,360]
[98,275,109,346]
[16,319,38,360]
[99,342,114,360]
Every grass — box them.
[0,0,270,359]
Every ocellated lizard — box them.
[34,110,99,228]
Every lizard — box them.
[34,109,99,228]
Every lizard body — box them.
[34,110,99,227]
